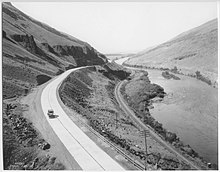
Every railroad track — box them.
[58,100,145,170]
[115,81,201,170]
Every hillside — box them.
[2,2,107,99]
[2,2,109,170]
[124,19,218,87]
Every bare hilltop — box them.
[124,19,218,87]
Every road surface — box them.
[114,81,200,170]
[41,67,124,171]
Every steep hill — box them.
[124,19,218,87]
[2,2,107,99]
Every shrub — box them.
[195,71,212,85]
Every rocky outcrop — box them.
[41,43,58,55]
[10,33,106,68]
[3,2,108,72]
[97,63,131,80]
[11,34,39,54]
[3,30,7,38]
[53,45,106,66]
[10,34,62,67]
[2,3,109,96]
[53,45,84,56]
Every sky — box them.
[13,2,217,54]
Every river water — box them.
[114,57,218,165]
[146,69,218,165]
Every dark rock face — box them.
[96,63,131,80]
[3,30,7,38]
[11,34,39,54]
[41,43,58,55]
[3,2,108,75]
[53,45,81,56]
[36,75,52,85]
[53,45,106,66]
[11,34,61,68]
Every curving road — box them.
[41,67,124,171]
[114,81,200,170]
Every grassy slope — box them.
[125,19,218,86]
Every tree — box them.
[172,66,178,73]
[195,71,201,78]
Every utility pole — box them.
[144,130,148,170]
[115,113,118,129]
[141,130,149,170]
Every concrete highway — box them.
[41,67,124,171]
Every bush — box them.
[171,66,178,73]
[195,71,212,85]
[165,132,177,143]
[162,71,180,80]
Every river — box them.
[146,69,218,165]
[114,57,218,165]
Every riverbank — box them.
[123,63,217,88]
[147,69,218,165]
[119,70,216,169]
